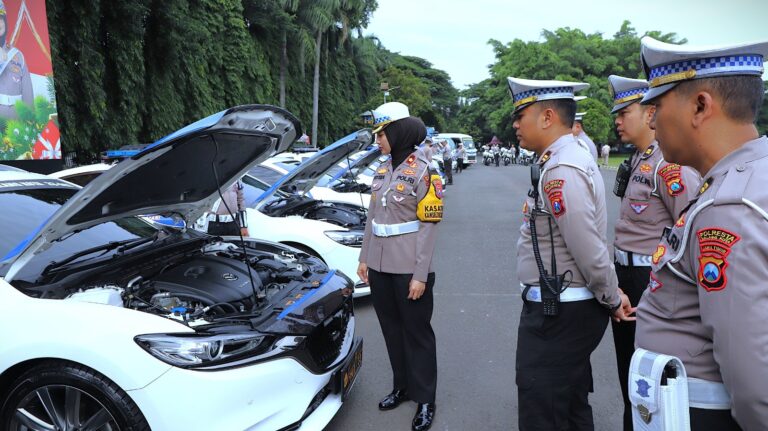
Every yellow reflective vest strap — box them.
[417,171,444,222]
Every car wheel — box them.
[0,361,150,431]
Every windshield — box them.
[316,150,368,188]
[0,187,160,280]
[462,138,476,149]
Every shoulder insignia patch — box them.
[543,179,565,194]
[403,168,416,176]
[675,214,686,227]
[405,154,417,165]
[641,146,655,159]
[652,244,666,265]
[658,163,685,196]
[538,151,551,165]
[697,228,740,292]
[630,201,649,214]
[640,163,652,173]
[522,200,529,215]
[377,168,387,174]
[433,177,444,199]
[396,183,405,192]
[698,177,712,196]
[648,272,662,292]
[548,191,565,217]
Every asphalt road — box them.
[327,161,623,431]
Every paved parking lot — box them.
[327,162,624,430]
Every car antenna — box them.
[210,135,262,308]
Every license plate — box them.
[336,337,363,401]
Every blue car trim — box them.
[1,217,51,262]
[253,131,360,204]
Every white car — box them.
[241,130,373,297]
[48,162,112,185]
[0,105,362,431]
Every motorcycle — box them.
[518,148,535,166]
[502,148,512,166]
[483,150,493,166]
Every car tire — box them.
[0,360,150,431]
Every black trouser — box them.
[494,153,500,166]
[207,220,239,236]
[690,408,742,430]
[517,299,609,430]
[612,262,651,431]
[442,159,453,184]
[456,158,463,172]
[369,269,437,404]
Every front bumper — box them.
[130,319,360,430]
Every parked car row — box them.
[0,105,363,431]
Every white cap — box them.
[574,112,586,122]
[371,102,410,133]
[573,95,587,102]
[507,77,589,114]
[640,36,768,103]
[608,75,649,113]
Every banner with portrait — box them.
[0,0,58,161]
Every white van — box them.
[436,133,478,167]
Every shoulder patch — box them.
[657,163,685,196]
[547,191,565,217]
[539,151,551,165]
[698,177,712,196]
[648,272,663,292]
[543,179,565,194]
[697,228,740,292]
[377,168,387,174]
[641,146,655,159]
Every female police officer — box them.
[357,102,443,431]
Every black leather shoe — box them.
[412,403,435,431]
[378,389,409,410]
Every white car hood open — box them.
[4,105,300,281]
[255,129,371,202]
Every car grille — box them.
[306,305,351,370]
[468,156,476,161]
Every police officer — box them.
[509,77,634,430]
[0,3,32,120]
[207,181,248,236]
[455,142,465,173]
[573,111,599,161]
[436,138,453,185]
[634,37,768,430]
[357,102,443,431]
[607,74,699,431]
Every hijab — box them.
[384,116,426,168]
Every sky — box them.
[364,0,768,89]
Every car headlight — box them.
[135,333,271,368]
[325,230,364,247]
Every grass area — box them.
[603,154,629,169]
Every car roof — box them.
[0,170,58,182]
[0,164,25,172]
[49,163,112,180]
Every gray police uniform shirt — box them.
[636,136,768,429]
[359,147,440,282]
[614,142,699,255]
[0,47,33,119]
[577,131,598,162]
[517,133,619,308]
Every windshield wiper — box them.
[42,232,160,275]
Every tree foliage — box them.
[45,0,457,157]
[454,21,689,146]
